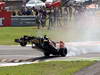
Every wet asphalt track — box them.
[0,44,100,75]
[0,42,100,62]
[0,45,43,59]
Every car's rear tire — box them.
[44,52,50,57]
[59,48,67,57]
[20,42,27,47]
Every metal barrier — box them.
[11,16,36,26]
[0,18,3,26]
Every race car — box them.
[15,35,67,57]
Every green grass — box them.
[0,27,71,45]
[0,61,95,75]
[0,27,52,45]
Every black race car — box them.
[15,35,67,57]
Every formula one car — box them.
[15,35,67,57]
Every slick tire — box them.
[44,52,50,57]
[59,48,67,57]
[20,42,27,47]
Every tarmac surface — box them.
[0,44,100,75]
[0,45,43,62]
[0,42,100,62]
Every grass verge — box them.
[0,27,70,45]
[0,61,95,75]
[0,27,52,45]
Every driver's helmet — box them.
[44,35,48,40]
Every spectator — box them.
[39,6,47,27]
[32,7,39,16]
[12,10,16,16]
[17,10,22,16]
[25,8,32,15]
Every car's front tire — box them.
[20,42,27,47]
